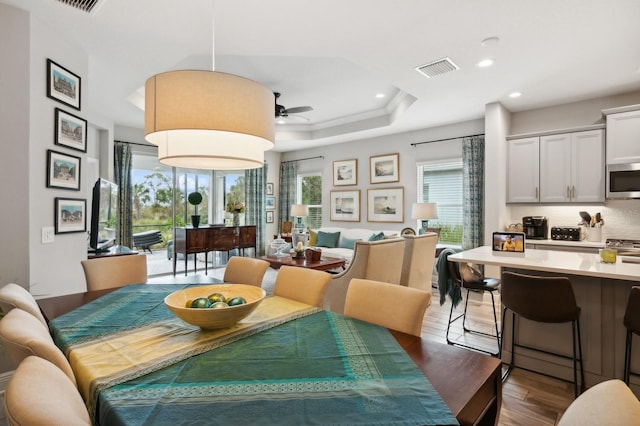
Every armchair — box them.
[324,238,406,314]
[400,233,438,294]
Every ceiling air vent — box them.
[415,57,460,78]
[55,0,105,14]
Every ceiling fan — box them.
[274,92,313,118]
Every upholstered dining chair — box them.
[0,282,48,326]
[344,278,431,337]
[557,379,640,426]
[4,356,91,426]
[326,238,406,314]
[273,266,332,307]
[0,308,77,387]
[81,254,148,291]
[223,256,270,287]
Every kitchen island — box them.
[449,246,639,395]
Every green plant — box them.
[188,192,203,215]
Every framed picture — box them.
[47,150,81,191]
[330,190,360,222]
[54,197,86,234]
[333,159,357,186]
[266,182,274,196]
[265,196,276,210]
[55,108,87,152]
[266,210,274,223]
[367,187,404,222]
[370,153,399,184]
[47,59,81,110]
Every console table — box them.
[173,225,256,276]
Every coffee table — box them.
[260,254,346,271]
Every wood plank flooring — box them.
[424,287,575,425]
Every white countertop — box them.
[448,246,640,282]
[525,239,604,249]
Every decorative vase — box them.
[191,215,200,228]
[233,212,240,226]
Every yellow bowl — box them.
[164,284,266,329]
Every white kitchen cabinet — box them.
[540,130,604,203]
[507,137,539,203]
[603,105,640,165]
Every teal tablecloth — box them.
[50,284,459,426]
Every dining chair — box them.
[557,379,640,426]
[223,256,270,287]
[623,285,640,385]
[4,356,91,426]
[501,271,584,397]
[0,282,48,326]
[0,308,77,387]
[445,261,501,357]
[344,278,430,337]
[81,253,148,291]
[273,266,331,307]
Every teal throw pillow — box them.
[340,237,361,250]
[316,231,341,248]
[368,231,385,241]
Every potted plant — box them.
[188,191,203,228]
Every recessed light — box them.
[509,92,522,98]
[477,58,495,68]
[375,93,385,99]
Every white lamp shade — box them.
[290,204,309,217]
[145,70,274,170]
[411,203,438,220]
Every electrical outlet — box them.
[42,227,55,244]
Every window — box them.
[297,173,322,229]
[417,159,463,244]
[212,172,245,225]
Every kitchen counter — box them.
[448,246,640,396]
[524,239,604,249]
[448,245,639,281]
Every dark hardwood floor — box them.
[424,287,574,425]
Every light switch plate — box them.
[42,227,55,244]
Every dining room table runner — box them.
[49,284,459,425]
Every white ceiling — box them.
[5,0,640,152]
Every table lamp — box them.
[290,204,309,233]
[411,203,438,234]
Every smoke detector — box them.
[415,57,460,79]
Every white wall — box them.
[281,119,485,232]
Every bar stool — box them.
[445,261,501,357]
[501,271,584,397]
[623,286,640,385]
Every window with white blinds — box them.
[297,173,322,229]
[416,159,463,244]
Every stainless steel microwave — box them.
[607,163,640,199]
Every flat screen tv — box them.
[88,178,118,253]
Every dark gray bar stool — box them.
[623,286,640,385]
[446,261,501,357]
[501,271,584,397]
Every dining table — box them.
[40,284,501,426]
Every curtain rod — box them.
[410,133,484,147]
[281,155,324,164]
[114,140,156,148]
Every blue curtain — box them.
[278,161,297,231]
[245,165,267,256]
[114,141,133,248]
[462,135,485,250]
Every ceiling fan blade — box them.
[284,106,313,114]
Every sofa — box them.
[308,227,402,266]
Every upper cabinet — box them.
[602,105,640,165]
[507,126,605,204]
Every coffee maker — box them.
[522,216,548,240]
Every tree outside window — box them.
[298,173,322,229]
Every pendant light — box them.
[144,2,274,170]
